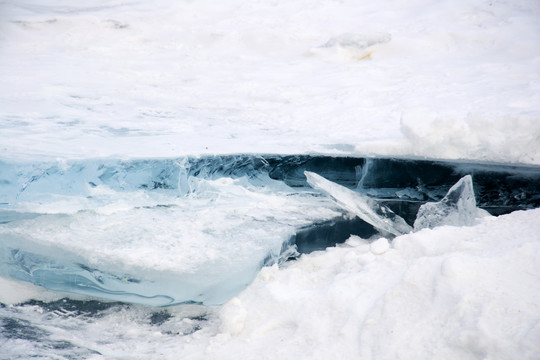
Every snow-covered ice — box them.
[1,0,539,164]
[1,0,540,358]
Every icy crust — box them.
[414,175,490,231]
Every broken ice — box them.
[414,175,491,231]
[305,171,412,236]
[305,171,491,236]
[0,157,534,307]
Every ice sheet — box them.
[0,159,344,306]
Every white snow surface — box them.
[213,210,540,360]
[1,208,538,359]
[1,0,540,164]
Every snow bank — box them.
[208,209,540,359]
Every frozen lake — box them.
[1,0,540,358]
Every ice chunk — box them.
[305,171,412,236]
[414,175,490,231]
[0,187,335,307]
[0,162,344,306]
[0,157,533,307]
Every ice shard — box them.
[413,175,491,231]
[305,171,412,236]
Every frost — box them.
[305,171,412,236]
[414,175,490,231]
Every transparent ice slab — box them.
[414,175,491,231]
[305,171,412,236]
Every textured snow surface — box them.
[1,208,538,359]
[212,209,540,360]
[1,0,540,163]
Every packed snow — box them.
[210,209,540,360]
[1,0,540,359]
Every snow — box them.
[210,209,540,360]
[1,0,540,358]
[1,0,539,164]
[2,209,537,359]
